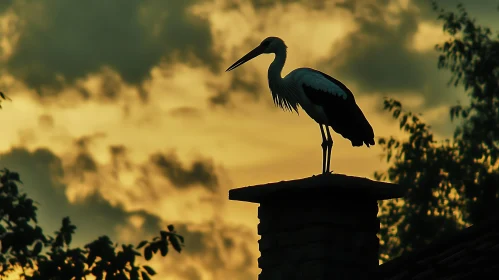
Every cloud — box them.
[169,106,202,118]
[109,145,132,175]
[72,152,98,174]
[204,1,347,109]
[118,221,258,280]
[167,222,257,280]
[208,66,265,107]
[175,266,203,280]
[0,147,162,243]
[38,114,54,129]
[151,152,219,193]
[97,67,124,102]
[1,0,220,99]
[315,0,459,110]
[0,0,12,13]
[55,136,221,201]
[322,0,499,113]
[415,0,499,28]
[243,0,327,10]
[209,91,231,107]
[0,145,258,279]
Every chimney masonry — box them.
[229,174,403,280]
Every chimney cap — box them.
[229,173,404,203]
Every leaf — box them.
[159,240,168,256]
[168,235,182,253]
[141,271,151,280]
[393,108,401,119]
[0,92,11,102]
[160,230,167,240]
[144,246,152,261]
[7,172,22,183]
[32,241,43,255]
[1,233,12,253]
[130,268,140,280]
[136,240,148,249]
[461,108,469,118]
[150,242,159,254]
[62,217,71,227]
[400,115,408,129]
[64,231,72,246]
[87,252,97,267]
[177,235,185,243]
[142,265,156,276]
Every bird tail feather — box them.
[352,105,375,147]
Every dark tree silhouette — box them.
[375,2,499,261]
[0,168,184,279]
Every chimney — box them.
[229,174,403,280]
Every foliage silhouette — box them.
[0,169,184,279]
[376,2,499,261]
[0,92,10,109]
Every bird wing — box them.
[297,68,375,147]
[298,68,354,102]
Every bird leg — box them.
[325,126,333,173]
[319,124,328,174]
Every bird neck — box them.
[267,47,300,113]
[268,47,287,88]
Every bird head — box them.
[226,36,286,72]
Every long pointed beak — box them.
[226,45,265,72]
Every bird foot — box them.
[320,170,334,176]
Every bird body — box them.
[226,36,375,174]
[284,68,348,121]
[279,68,334,125]
[295,68,374,147]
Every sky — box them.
[0,0,498,279]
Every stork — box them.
[226,37,375,174]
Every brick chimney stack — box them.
[229,174,403,280]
